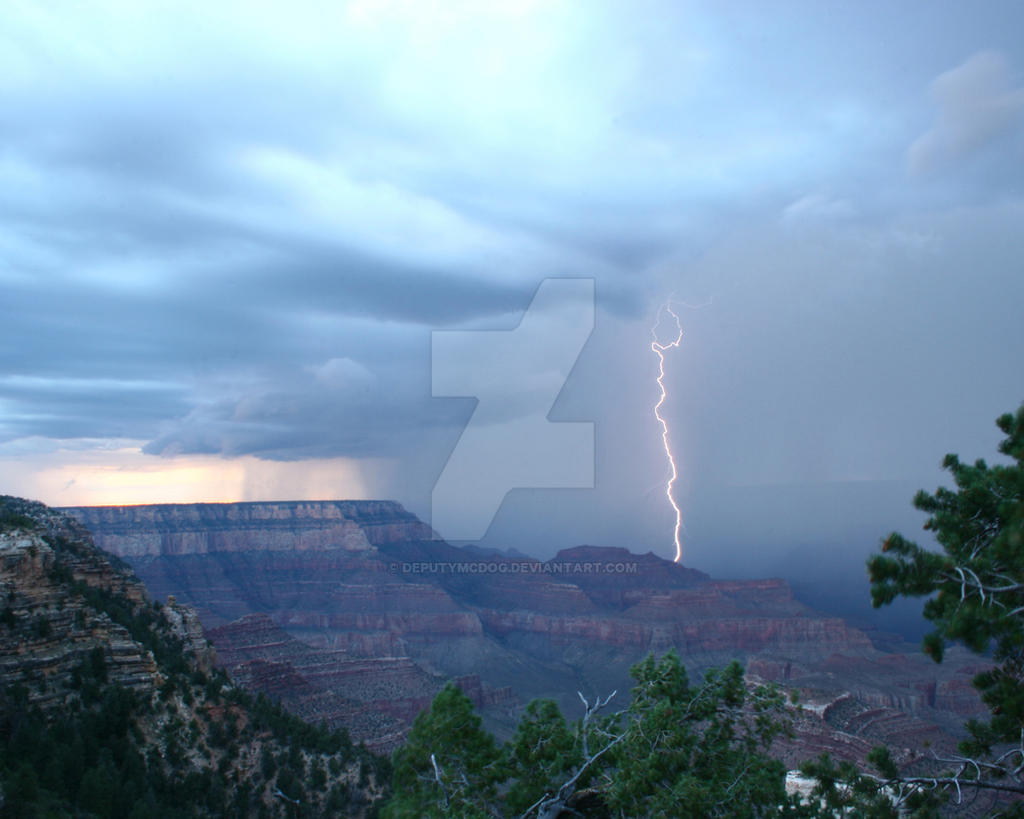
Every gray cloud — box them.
[1,1,1023,591]
[141,362,473,460]
[0,376,191,443]
[909,50,1024,175]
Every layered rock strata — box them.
[65,500,984,753]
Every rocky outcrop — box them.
[747,645,988,750]
[163,594,216,670]
[0,527,160,708]
[0,499,222,709]
[0,496,388,817]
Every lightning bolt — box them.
[651,303,684,563]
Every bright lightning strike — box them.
[651,303,684,563]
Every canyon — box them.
[64,500,988,763]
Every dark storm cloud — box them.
[141,376,473,460]
[2,0,1024,569]
[0,376,191,442]
[2,260,484,455]
[224,248,538,325]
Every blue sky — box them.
[2,0,1023,583]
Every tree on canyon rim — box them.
[382,654,815,818]
[865,402,1024,807]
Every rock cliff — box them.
[0,503,166,707]
[64,499,983,754]
[63,499,433,557]
[0,496,389,816]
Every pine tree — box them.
[384,682,502,818]
[503,699,581,814]
[868,403,1024,804]
[605,653,796,818]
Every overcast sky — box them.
[2,0,1023,586]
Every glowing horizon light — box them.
[651,303,684,563]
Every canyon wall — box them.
[0,498,215,711]
[64,500,434,557]
[64,500,985,750]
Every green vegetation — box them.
[0,637,387,819]
[382,652,812,818]
[0,508,37,533]
[70,578,192,677]
[386,681,502,817]
[605,657,792,817]
[864,403,1024,809]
